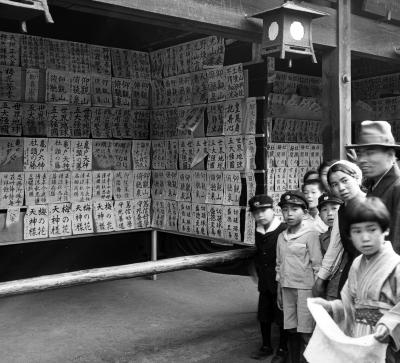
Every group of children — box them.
[249,163,400,362]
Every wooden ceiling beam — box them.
[50,0,400,60]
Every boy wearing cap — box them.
[276,190,322,363]
[317,193,344,300]
[248,194,288,362]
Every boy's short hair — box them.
[344,197,390,234]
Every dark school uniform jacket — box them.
[367,164,400,253]
[255,221,287,294]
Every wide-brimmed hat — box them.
[345,120,400,150]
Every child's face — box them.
[303,184,322,209]
[252,207,274,226]
[319,203,340,227]
[329,171,360,202]
[281,204,305,227]
[349,221,385,257]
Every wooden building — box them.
[0,0,399,294]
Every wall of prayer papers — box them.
[352,73,400,141]
[265,67,324,219]
[0,31,262,245]
[0,31,155,242]
[148,37,260,245]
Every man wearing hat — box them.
[248,194,288,362]
[346,120,400,253]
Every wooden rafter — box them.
[49,0,400,60]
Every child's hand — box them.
[312,278,326,297]
[374,324,390,343]
[311,297,333,313]
[277,284,283,311]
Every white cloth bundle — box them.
[304,298,388,363]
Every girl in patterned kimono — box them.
[313,197,400,362]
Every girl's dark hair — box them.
[344,197,390,235]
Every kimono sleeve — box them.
[377,265,400,351]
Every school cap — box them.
[278,190,308,209]
[317,193,343,210]
[249,194,274,211]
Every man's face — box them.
[303,183,322,209]
[252,207,274,226]
[356,147,394,179]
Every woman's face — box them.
[328,170,360,202]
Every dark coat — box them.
[254,222,286,293]
[367,164,400,254]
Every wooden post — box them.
[151,230,157,281]
[0,248,256,298]
[321,0,351,160]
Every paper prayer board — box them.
[22,103,47,136]
[69,106,91,138]
[151,199,165,229]
[112,77,132,109]
[133,170,151,199]
[46,69,70,104]
[164,170,177,200]
[132,140,151,170]
[133,198,151,229]
[113,170,134,200]
[0,66,22,101]
[0,101,22,136]
[71,201,93,235]
[114,200,135,231]
[69,42,90,74]
[70,139,92,171]
[192,203,208,236]
[178,201,193,234]
[206,171,224,204]
[207,204,224,239]
[6,207,20,228]
[92,170,113,201]
[164,200,178,231]
[48,202,72,237]
[223,171,242,206]
[223,205,241,242]
[0,172,24,208]
[71,171,92,202]
[69,73,91,105]
[92,140,114,170]
[93,200,116,232]
[23,137,48,171]
[90,45,111,75]
[48,171,71,203]
[91,107,114,139]
[24,171,48,205]
[24,205,48,239]
[21,35,46,69]
[91,74,112,107]
[47,105,71,137]
[176,171,192,202]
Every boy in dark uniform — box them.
[249,194,288,362]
